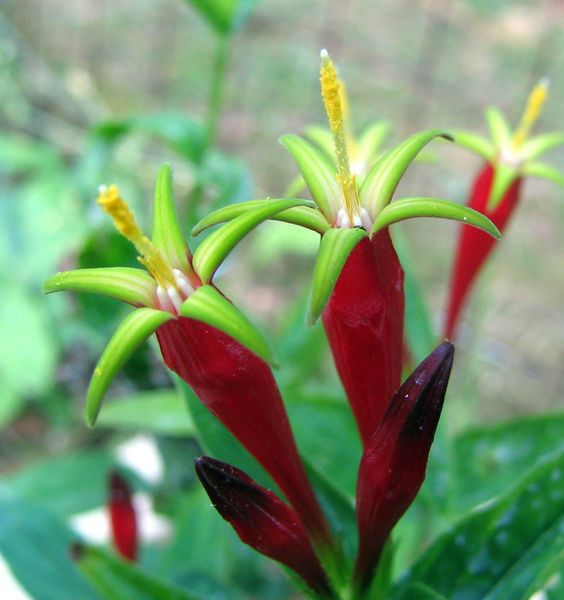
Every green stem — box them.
[206,34,231,150]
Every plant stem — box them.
[206,33,231,150]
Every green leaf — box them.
[487,162,518,211]
[307,227,367,325]
[451,411,564,513]
[304,126,336,162]
[192,199,310,283]
[0,489,98,600]
[6,450,119,517]
[0,278,56,427]
[180,285,274,365]
[185,0,257,35]
[393,450,564,600]
[97,389,194,436]
[92,113,207,163]
[450,129,495,160]
[523,161,564,188]
[191,199,327,236]
[371,197,501,239]
[86,308,173,427]
[151,164,190,272]
[44,267,156,307]
[280,134,340,222]
[485,107,512,148]
[361,129,452,218]
[72,544,195,600]
[521,131,564,161]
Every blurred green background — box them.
[0,1,563,598]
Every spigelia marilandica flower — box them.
[44,165,332,547]
[445,80,564,338]
[195,456,331,596]
[354,342,454,593]
[192,50,499,445]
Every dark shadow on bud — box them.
[195,456,330,596]
[354,342,455,591]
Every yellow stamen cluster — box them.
[512,79,549,149]
[320,50,361,222]
[97,185,177,289]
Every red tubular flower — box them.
[354,342,454,591]
[322,231,404,445]
[191,52,498,446]
[445,164,520,338]
[44,166,330,547]
[156,318,330,543]
[108,471,138,561]
[195,456,331,596]
[445,80,564,339]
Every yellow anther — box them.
[320,49,361,222]
[512,79,549,149]
[97,185,177,289]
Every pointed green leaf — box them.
[308,227,367,325]
[485,107,512,148]
[392,450,564,600]
[360,129,452,218]
[371,197,501,239]
[451,129,495,160]
[356,121,390,164]
[192,199,311,283]
[71,544,195,600]
[152,164,191,272]
[280,134,340,221]
[191,198,325,235]
[521,131,564,161]
[43,268,156,307]
[86,308,173,426]
[180,285,274,365]
[487,162,519,211]
[304,125,336,162]
[523,161,564,187]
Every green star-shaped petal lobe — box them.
[308,227,367,325]
[151,163,191,273]
[86,308,173,426]
[180,285,275,366]
[43,267,157,307]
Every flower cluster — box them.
[46,51,501,597]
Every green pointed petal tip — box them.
[152,163,191,271]
[180,285,275,366]
[192,199,313,283]
[371,197,501,240]
[523,161,564,188]
[191,198,325,236]
[308,227,367,325]
[450,129,495,160]
[361,129,453,217]
[43,268,157,307]
[522,132,564,161]
[279,134,340,221]
[487,163,518,211]
[485,107,511,148]
[357,121,391,160]
[86,308,173,427]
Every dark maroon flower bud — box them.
[354,342,455,590]
[108,471,138,561]
[195,456,330,595]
